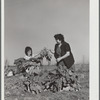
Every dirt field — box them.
[4,64,89,100]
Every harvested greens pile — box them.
[5,57,80,95]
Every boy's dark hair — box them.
[54,34,64,42]
[25,46,32,56]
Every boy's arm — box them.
[56,51,70,62]
[56,43,70,62]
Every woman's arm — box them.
[49,49,54,54]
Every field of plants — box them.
[4,63,89,100]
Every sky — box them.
[4,0,89,65]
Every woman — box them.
[24,46,41,74]
[24,46,34,60]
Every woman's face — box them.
[56,39,61,44]
[27,50,32,56]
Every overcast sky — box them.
[4,0,89,65]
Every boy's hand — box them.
[56,57,62,62]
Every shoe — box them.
[63,86,70,91]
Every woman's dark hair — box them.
[25,46,32,56]
[54,34,64,42]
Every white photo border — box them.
[1,0,99,100]
[90,0,99,100]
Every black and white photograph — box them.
[2,0,99,100]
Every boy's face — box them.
[27,50,31,56]
[56,39,61,44]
